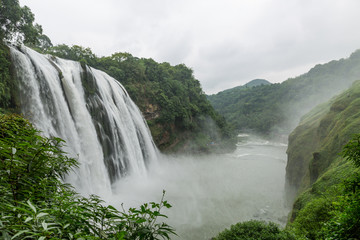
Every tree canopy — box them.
[0,0,44,45]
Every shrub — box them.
[213,220,296,240]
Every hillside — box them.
[285,80,360,238]
[207,79,270,111]
[208,51,360,136]
[286,80,360,197]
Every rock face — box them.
[285,80,360,203]
[144,103,160,120]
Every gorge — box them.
[2,1,360,238]
[8,46,290,239]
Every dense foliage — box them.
[0,0,47,46]
[44,44,235,152]
[0,114,176,239]
[208,51,360,135]
[209,82,283,134]
[0,42,13,111]
[212,220,295,240]
[288,134,360,239]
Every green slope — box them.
[286,80,360,197]
[208,50,360,135]
[285,80,360,238]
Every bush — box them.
[323,193,360,240]
[0,114,176,239]
[213,220,296,240]
[290,197,333,240]
[322,134,360,239]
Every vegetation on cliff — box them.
[0,43,13,111]
[284,80,360,239]
[208,52,360,135]
[287,134,360,239]
[286,80,360,197]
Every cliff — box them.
[285,80,360,219]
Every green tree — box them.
[322,134,360,239]
[0,0,42,45]
[213,220,296,240]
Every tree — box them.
[213,220,296,240]
[0,0,43,45]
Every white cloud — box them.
[19,0,360,94]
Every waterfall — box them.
[10,46,159,196]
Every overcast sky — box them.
[19,0,360,94]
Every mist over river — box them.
[106,135,290,240]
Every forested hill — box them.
[207,79,271,116]
[207,51,360,136]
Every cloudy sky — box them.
[19,0,360,94]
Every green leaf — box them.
[42,221,48,230]
[11,230,29,239]
[136,219,147,224]
[36,212,48,218]
[27,200,36,213]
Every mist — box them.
[105,135,290,240]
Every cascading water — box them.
[10,46,159,196]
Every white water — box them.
[11,47,289,240]
[10,46,158,197]
[109,135,289,239]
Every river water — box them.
[108,134,290,240]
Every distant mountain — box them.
[244,79,271,88]
[206,79,272,132]
[208,79,270,97]
[207,49,360,135]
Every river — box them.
[108,134,290,240]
